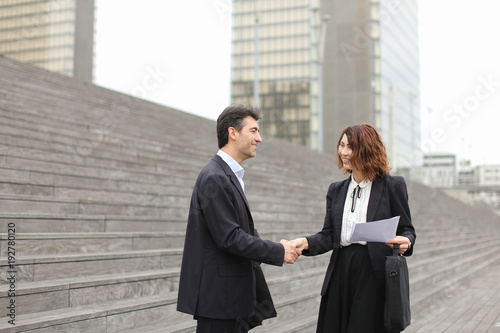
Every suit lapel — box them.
[212,155,251,211]
[367,177,384,222]
[333,178,350,239]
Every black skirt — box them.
[316,244,389,333]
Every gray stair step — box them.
[409,238,500,284]
[0,193,188,217]
[0,166,30,182]
[124,317,196,333]
[0,268,179,315]
[0,248,183,283]
[0,179,191,207]
[104,215,187,232]
[0,193,80,214]
[0,213,186,233]
[409,246,500,314]
[0,231,185,256]
[0,292,181,333]
[409,233,498,262]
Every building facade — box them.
[231,0,321,148]
[422,153,456,188]
[474,165,500,208]
[421,156,500,209]
[0,0,95,81]
[477,165,500,186]
[231,0,421,171]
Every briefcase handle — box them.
[392,243,400,256]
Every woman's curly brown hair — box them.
[336,124,391,181]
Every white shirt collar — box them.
[350,175,371,189]
[217,150,245,180]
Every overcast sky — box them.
[94,0,500,166]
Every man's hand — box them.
[290,237,309,253]
[280,239,299,264]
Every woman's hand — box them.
[290,237,309,253]
[386,236,411,254]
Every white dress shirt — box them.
[217,150,245,192]
[340,176,373,246]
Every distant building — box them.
[477,164,500,186]
[422,156,500,209]
[454,161,500,188]
[231,0,421,171]
[470,164,500,209]
[0,0,95,81]
[422,153,456,187]
[457,159,478,186]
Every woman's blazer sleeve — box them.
[389,176,416,256]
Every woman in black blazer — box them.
[292,124,416,333]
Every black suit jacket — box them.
[304,175,416,295]
[177,154,284,321]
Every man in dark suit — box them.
[177,104,299,333]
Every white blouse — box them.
[340,176,373,246]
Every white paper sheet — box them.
[349,216,400,243]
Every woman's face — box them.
[338,134,354,171]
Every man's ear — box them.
[228,127,238,141]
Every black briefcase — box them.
[384,243,411,332]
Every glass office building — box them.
[231,0,322,149]
[379,0,421,171]
[231,0,421,172]
[0,0,95,81]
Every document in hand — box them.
[349,216,400,243]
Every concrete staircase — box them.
[0,56,499,332]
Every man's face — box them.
[234,116,262,163]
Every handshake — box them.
[280,237,309,264]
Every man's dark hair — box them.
[216,104,262,148]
